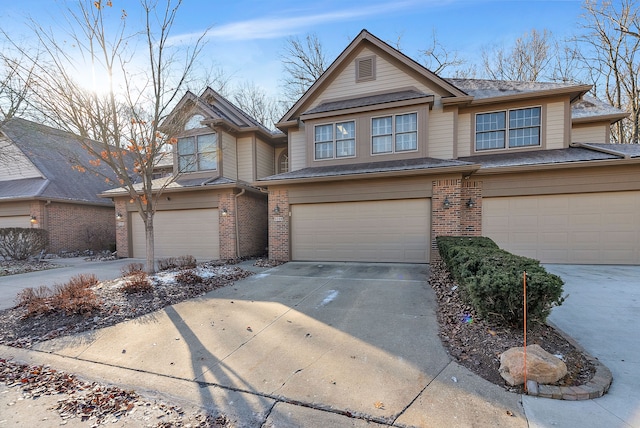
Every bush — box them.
[175,270,203,285]
[122,271,152,294]
[177,255,197,269]
[157,257,177,271]
[436,236,564,326]
[0,228,49,260]
[16,274,100,318]
[121,262,145,276]
[157,255,197,271]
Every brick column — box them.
[268,188,290,261]
[115,198,128,258]
[461,180,482,236]
[218,191,237,259]
[431,178,462,260]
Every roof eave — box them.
[572,112,629,125]
[473,157,640,175]
[300,96,435,121]
[466,85,592,107]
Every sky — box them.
[1,0,587,98]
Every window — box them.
[372,112,417,154]
[177,133,217,172]
[278,150,289,173]
[184,114,206,130]
[476,107,541,151]
[314,121,355,160]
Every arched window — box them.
[184,114,206,130]
[278,150,289,174]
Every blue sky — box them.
[2,0,586,97]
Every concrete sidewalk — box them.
[0,257,143,310]
[1,262,526,427]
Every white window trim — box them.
[474,106,542,152]
[313,121,357,161]
[370,111,419,156]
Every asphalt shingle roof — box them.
[0,118,121,205]
[302,90,432,115]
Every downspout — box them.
[234,188,245,258]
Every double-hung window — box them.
[177,133,217,172]
[372,112,417,154]
[314,121,355,160]
[476,107,541,151]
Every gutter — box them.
[570,142,630,159]
[472,156,640,175]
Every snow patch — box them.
[319,290,339,307]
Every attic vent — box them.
[356,56,376,82]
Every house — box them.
[256,29,640,265]
[0,117,118,253]
[103,88,287,261]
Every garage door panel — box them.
[132,208,219,261]
[484,191,640,264]
[0,215,31,228]
[292,199,429,263]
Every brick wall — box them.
[237,191,268,257]
[218,191,237,259]
[461,180,482,236]
[268,188,290,261]
[114,198,128,258]
[42,202,115,254]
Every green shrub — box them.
[436,236,564,326]
[0,228,49,260]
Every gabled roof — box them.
[571,95,629,124]
[0,118,120,205]
[165,88,285,141]
[278,29,469,128]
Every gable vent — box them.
[356,56,376,82]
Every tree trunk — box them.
[144,212,155,274]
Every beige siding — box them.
[0,140,41,181]
[428,108,454,159]
[256,138,275,179]
[310,47,442,110]
[237,136,254,182]
[457,112,472,157]
[290,127,306,172]
[0,215,31,228]
[572,124,608,144]
[291,198,430,263]
[483,192,640,264]
[545,101,566,149]
[221,132,237,180]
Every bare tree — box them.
[280,33,329,105]
[232,81,286,130]
[418,29,471,76]
[578,0,640,144]
[3,0,209,272]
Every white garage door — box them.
[131,208,220,261]
[0,215,31,228]
[483,191,640,264]
[291,199,430,263]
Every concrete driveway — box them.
[523,264,640,428]
[2,262,526,427]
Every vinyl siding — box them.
[572,124,608,144]
[221,132,237,180]
[237,136,253,182]
[428,107,454,159]
[545,101,566,149]
[290,127,306,172]
[457,113,472,157]
[256,137,275,179]
[0,140,41,181]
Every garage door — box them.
[131,208,220,261]
[291,199,430,263]
[0,215,31,228]
[483,191,640,264]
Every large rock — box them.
[499,344,567,386]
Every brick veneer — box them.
[114,199,128,258]
[461,180,482,236]
[31,200,115,254]
[218,191,237,259]
[268,188,290,261]
[236,191,268,257]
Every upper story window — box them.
[278,150,289,173]
[314,121,356,160]
[184,114,206,130]
[372,112,417,154]
[177,133,217,172]
[476,106,541,151]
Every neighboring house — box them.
[256,29,640,265]
[0,117,118,253]
[102,88,287,261]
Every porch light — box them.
[466,198,475,208]
[273,205,280,214]
[221,208,228,216]
[443,198,451,209]
[116,213,123,220]
[30,215,38,224]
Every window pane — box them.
[509,107,541,129]
[372,117,392,136]
[179,154,196,172]
[336,121,355,139]
[336,139,355,157]
[197,133,217,152]
[372,135,392,154]
[177,137,195,155]
[315,142,333,159]
[476,131,506,150]
[315,124,333,142]
[198,151,217,170]
[396,132,417,151]
[476,112,506,132]
[509,127,540,147]
[396,113,417,133]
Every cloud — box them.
[168,0,422,45]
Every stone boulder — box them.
[499,344,567,386]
